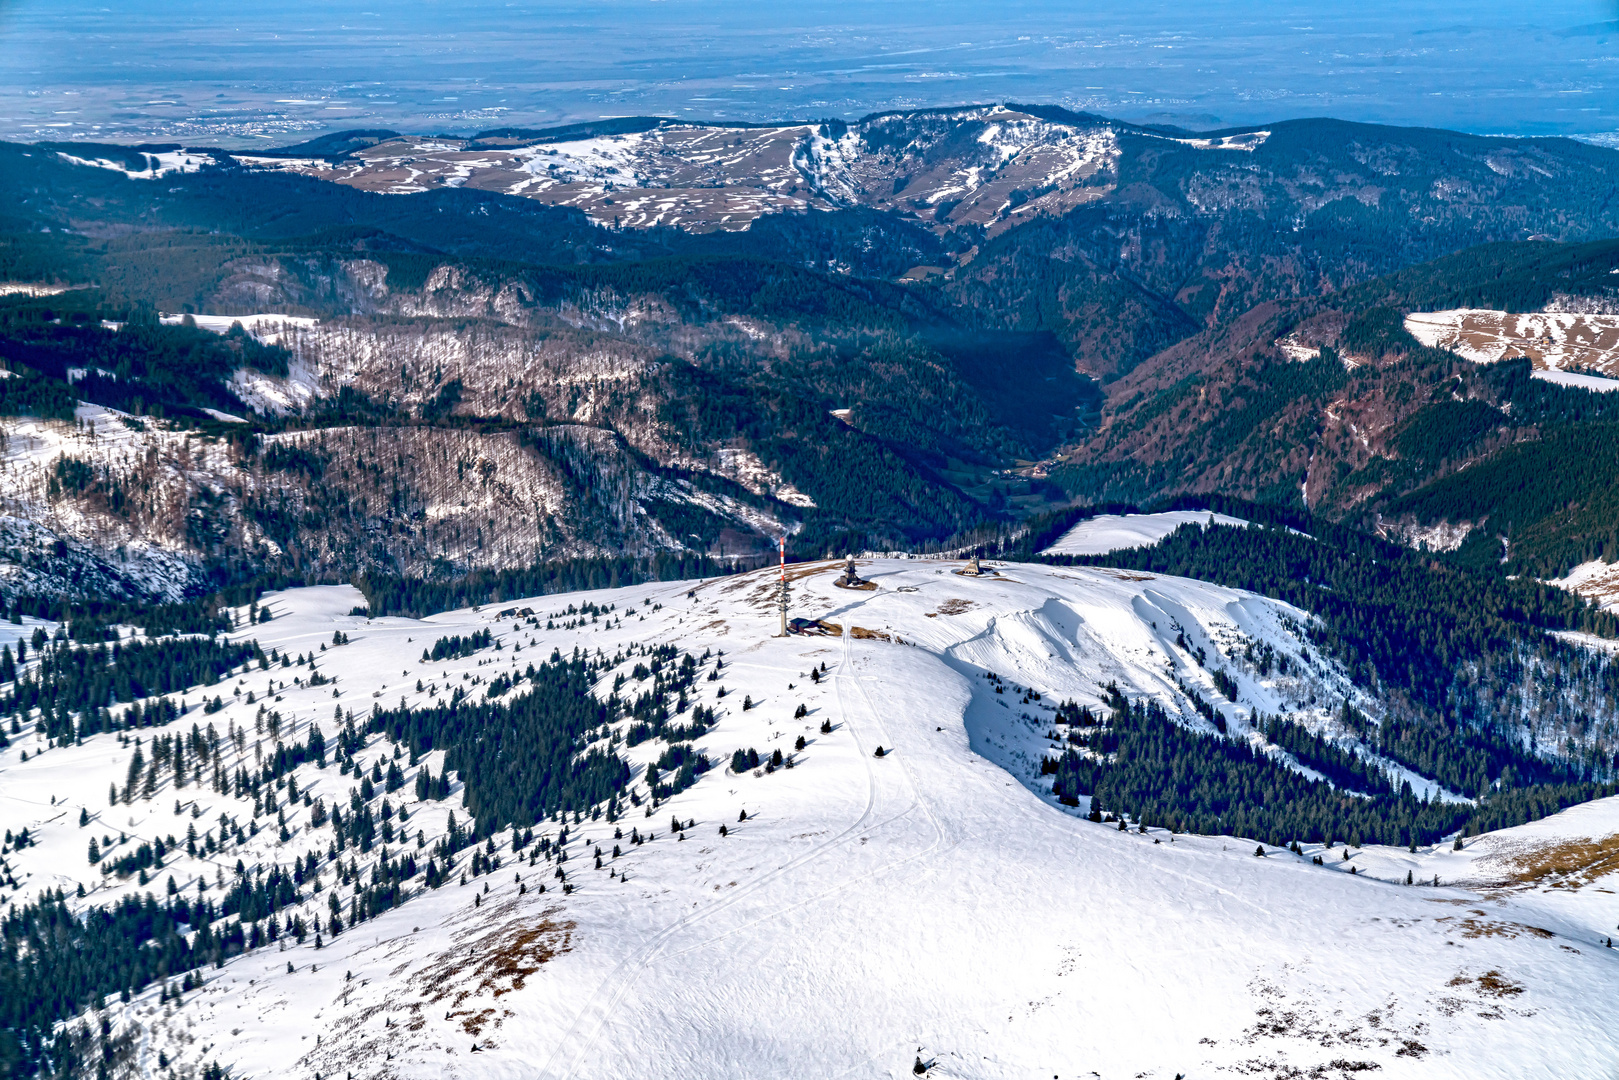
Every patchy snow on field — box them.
[56,149,211,179]
[1547,559,1619,612]
[1169,130,1270,151]
[159,313,318,346]
[1041,510,1251,556]
[3,562,1618,1079]
[1405,308,1619,388]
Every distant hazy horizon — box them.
[4,0,1617,147]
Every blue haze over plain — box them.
[1,1,1617,145]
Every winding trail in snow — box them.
[540,626,930,1079]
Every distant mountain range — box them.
[2,106,1619,601]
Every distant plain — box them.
[3,0,1618,147]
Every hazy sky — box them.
[3,1,1617,145]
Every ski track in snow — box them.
[544,624,959,1079]
[3,562,1619,1078]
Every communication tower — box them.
[777,536,790,636]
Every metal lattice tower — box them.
[777,536,790,636]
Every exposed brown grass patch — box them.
[813,620,907,644]
[934,598,974,616]
[1458,918,1555,940]
[411,903,575,1014]
[784,560,839,583]
[460,1008,497,1036]
[1487,833,1619,891]
[1475,970,1526,998]
[1096,568,1156,582]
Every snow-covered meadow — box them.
[1040,510,1252,557]
[3,561,1618,1079]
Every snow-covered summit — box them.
[2,562,1617,1078]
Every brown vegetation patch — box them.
[473,916,575,998]
[460,1008,497,1036]
[1238,978,1420,1056]
[412,903,575,1014]
[1482,833,1619,891]
[816,619,902,641]
[1098,569,1156,582]
[1229,1057,1382,1078]
[934,598,974,616]
[785,560,839,582]
[1475,970,1526,998]
[1457,918,1554,940]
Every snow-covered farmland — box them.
[3,562,1618,1079]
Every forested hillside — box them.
[3,110,1619,603]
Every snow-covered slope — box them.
[1547,559,1619,613]
[1405,308,1619,390]
[229,107,1119,236]
[4,561,1619,1079]
[1040,510,1251,556]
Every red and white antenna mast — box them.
[777,535,789,636]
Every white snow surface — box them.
[1530,368,1619,392]
[56,149,211,179]
[159,312,318,346]
[3,562,1618,1078]
[1041,510,1251,555]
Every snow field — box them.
[2,564,1619,1078]
[1040,510,1252,556]
[157,314,318,347]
